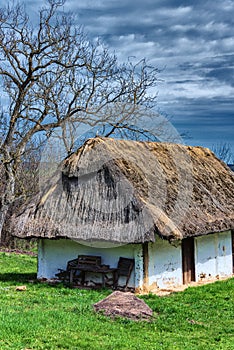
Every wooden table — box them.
[69,265,117,288]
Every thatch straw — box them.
[12,137,234,243]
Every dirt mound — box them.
[93,291,153,321]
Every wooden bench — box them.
[56,255,102,282]
[68,255,117,287]
[56,255,115,287]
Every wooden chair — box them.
[116,257,134,290]
[105,257,134,290]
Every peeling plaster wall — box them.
[38,239,137,287]
[148,237,182,289]
[195,230,233,280]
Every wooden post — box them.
[142,242,149,290]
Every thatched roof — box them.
[13,137,234,244]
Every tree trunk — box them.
[0,164,16,245]
[0,204,10,243]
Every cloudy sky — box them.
[3,0,234,157]
[68,0,234,157]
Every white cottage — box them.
[14,137,234,292]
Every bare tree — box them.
[212,142,234,164]
[0,138,41,245]
[0,0,158,240]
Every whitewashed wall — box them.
[195,230,233,280]
[148,237,183,289]
[38,230,233,291]
[38,238,140,288]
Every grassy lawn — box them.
[0,252,233,350]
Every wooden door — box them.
[182,237,195,284]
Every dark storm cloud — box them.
[206,68,234,87]
[67,0,234,151]
[166,96,234,148]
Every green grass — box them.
[0,252,233,350]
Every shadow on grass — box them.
[0,273,72,289]
[0,272,37,283]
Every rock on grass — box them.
[93,291,153,321]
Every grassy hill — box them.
[0,251,233,349]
